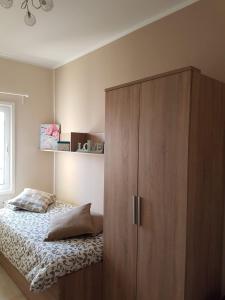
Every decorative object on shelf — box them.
[57,141,70,151]
[40,131,104,154]
[40,124,60,150]
[95,143,104,153]
[77,139,104,154]
[70,132,105,154]
[82,140,92,152]
[60,132,71,142]
[70,133,88,152]
[0,0,54,26]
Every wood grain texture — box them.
[185,71,225,300]
[105,66,199,92]
[104,67,225,300]
[104,85,140,300]
[223,216,225,297]
[59,262,102,300]
[0,253,102,300]
[137,71,192,300]
[0,265,26,300]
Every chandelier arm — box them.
[21,0,29,10]
[31,0,41,10]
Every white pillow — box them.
[8,188,55,213]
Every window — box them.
[0,103,14,194]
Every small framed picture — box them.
[40,124,60,150]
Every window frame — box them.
[0,101,15,195]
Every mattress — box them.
[0,202,103,292]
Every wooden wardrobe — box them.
[104,67,225,300]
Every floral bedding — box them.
[0,202,103,293]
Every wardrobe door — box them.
[137,71,191,300]
[185,72,225,300]
[104,85,140,300]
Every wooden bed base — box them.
[0,253,102,300]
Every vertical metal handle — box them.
[137,196,141,226]
[132,195,137,225]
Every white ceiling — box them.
[0,0,198,69]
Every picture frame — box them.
[40,124,60,150]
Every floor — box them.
[0,266,26,300]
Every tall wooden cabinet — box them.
[104,67,225,300]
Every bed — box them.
[0,202,103,300]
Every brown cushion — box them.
[92,212,103,235]
[45,203,94,241]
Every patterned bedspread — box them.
[0,202,103,292]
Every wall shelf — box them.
[40,132,105,156]
[41,149,104,156]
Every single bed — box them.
[0,202,103,300]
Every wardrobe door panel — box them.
[137,72,191,300]
[104,85,140,300]
[185,73,225,300]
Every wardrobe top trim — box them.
[105,66,200,92]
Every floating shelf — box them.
[40,132,105,155]
[41,149,104,156]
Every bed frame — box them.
[0,253,102,300]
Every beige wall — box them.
[55,0,225,291]
[0,58,53,204]
[55,0,225,208]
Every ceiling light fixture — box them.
[0,0,54,26]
